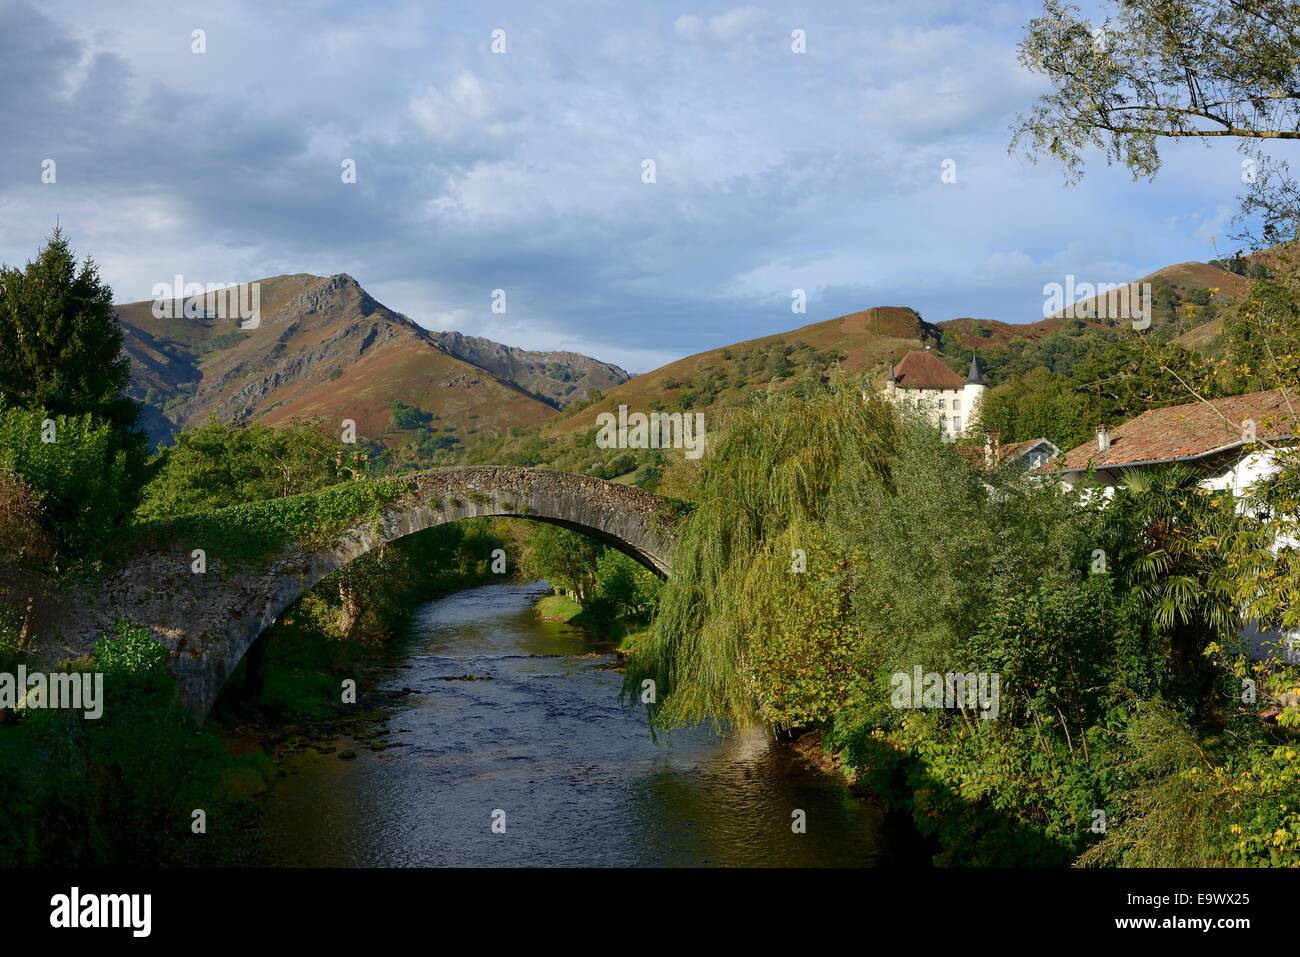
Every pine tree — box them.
[0,227,132,422]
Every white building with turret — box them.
[878,349,987,440]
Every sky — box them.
[0,0,1269,373]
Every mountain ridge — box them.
[114,273,628,448]
[114,257,1246,456]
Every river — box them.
[245,581,898,866]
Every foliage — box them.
[1067,336,1225,428]
[93,618,170,676]
[0,621,241,866]
[125,475,411,568]
[1078,701,1300,868]
[579,549,662,633]
[1013,0,1300,247]
[135,416,348,520]
[973,366,1093,449]
[624,372,1298,865]
[1108,465,1248,678]
[746,536,862,728]
[0,401,134,564]
[1224,278,1300,391]
[520,524,605,601]
[0,469,53,649]
[595,550,659,618]
[1232,446,1300,637]
[622,375,897,728]
[389,399,433,431]
[0,227,134,427]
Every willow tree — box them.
[621,377,898,730]
[1012,0,1300,247]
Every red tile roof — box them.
[891,351,965,390]
[1054,388,1300,473]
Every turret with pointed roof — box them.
[877,349,986,440]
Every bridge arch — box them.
[68,467,678,715]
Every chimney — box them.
[1096,424,1111,453]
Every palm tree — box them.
[1110,464,1247,678]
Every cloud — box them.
[675,7,765,45]
[673,15,704,41]
[410,72,493,141]
[0,0,1254,370]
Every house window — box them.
[952,416,962,432]
[939,398,946,410]
[953,398,961,411]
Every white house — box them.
[880,350,988,439]
[1050,388,1298,498]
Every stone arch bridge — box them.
[60,467,679,716]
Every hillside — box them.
[114,256,1258,477]
[454,256,1262,487]
[535,305,936,441]
[941,261,1250,351]
[536,258,1245,442]
[114,274,620,450]
[430,330,630,408]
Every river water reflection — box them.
[248,581,895,867]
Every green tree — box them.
[520,524,604,601]
[0,228,134,427]
[1107,464,1246,682]
[1068,337,1223,428]
[1229,447,1300,640]
[0,402,133,563]
[974,366,1094,450]
[586,549,660,626]
[1224,279,1300,390]
[624,376,897,728]
[135,417,344,520]
[1013,0,1300,247]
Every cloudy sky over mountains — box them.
[0,0,1255,371]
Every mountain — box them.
[536,305,934,440]
[430,330,630,408]
[114,256,1252,463]
[940,261,1250,352]
[114,273,602,448]
[533,259,1252,447]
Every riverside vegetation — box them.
[0,232,666,865]
[622,371,1300,867]
[7,220,1300,865]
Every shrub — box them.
[94,619,169,676]
[0,402,133,563]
